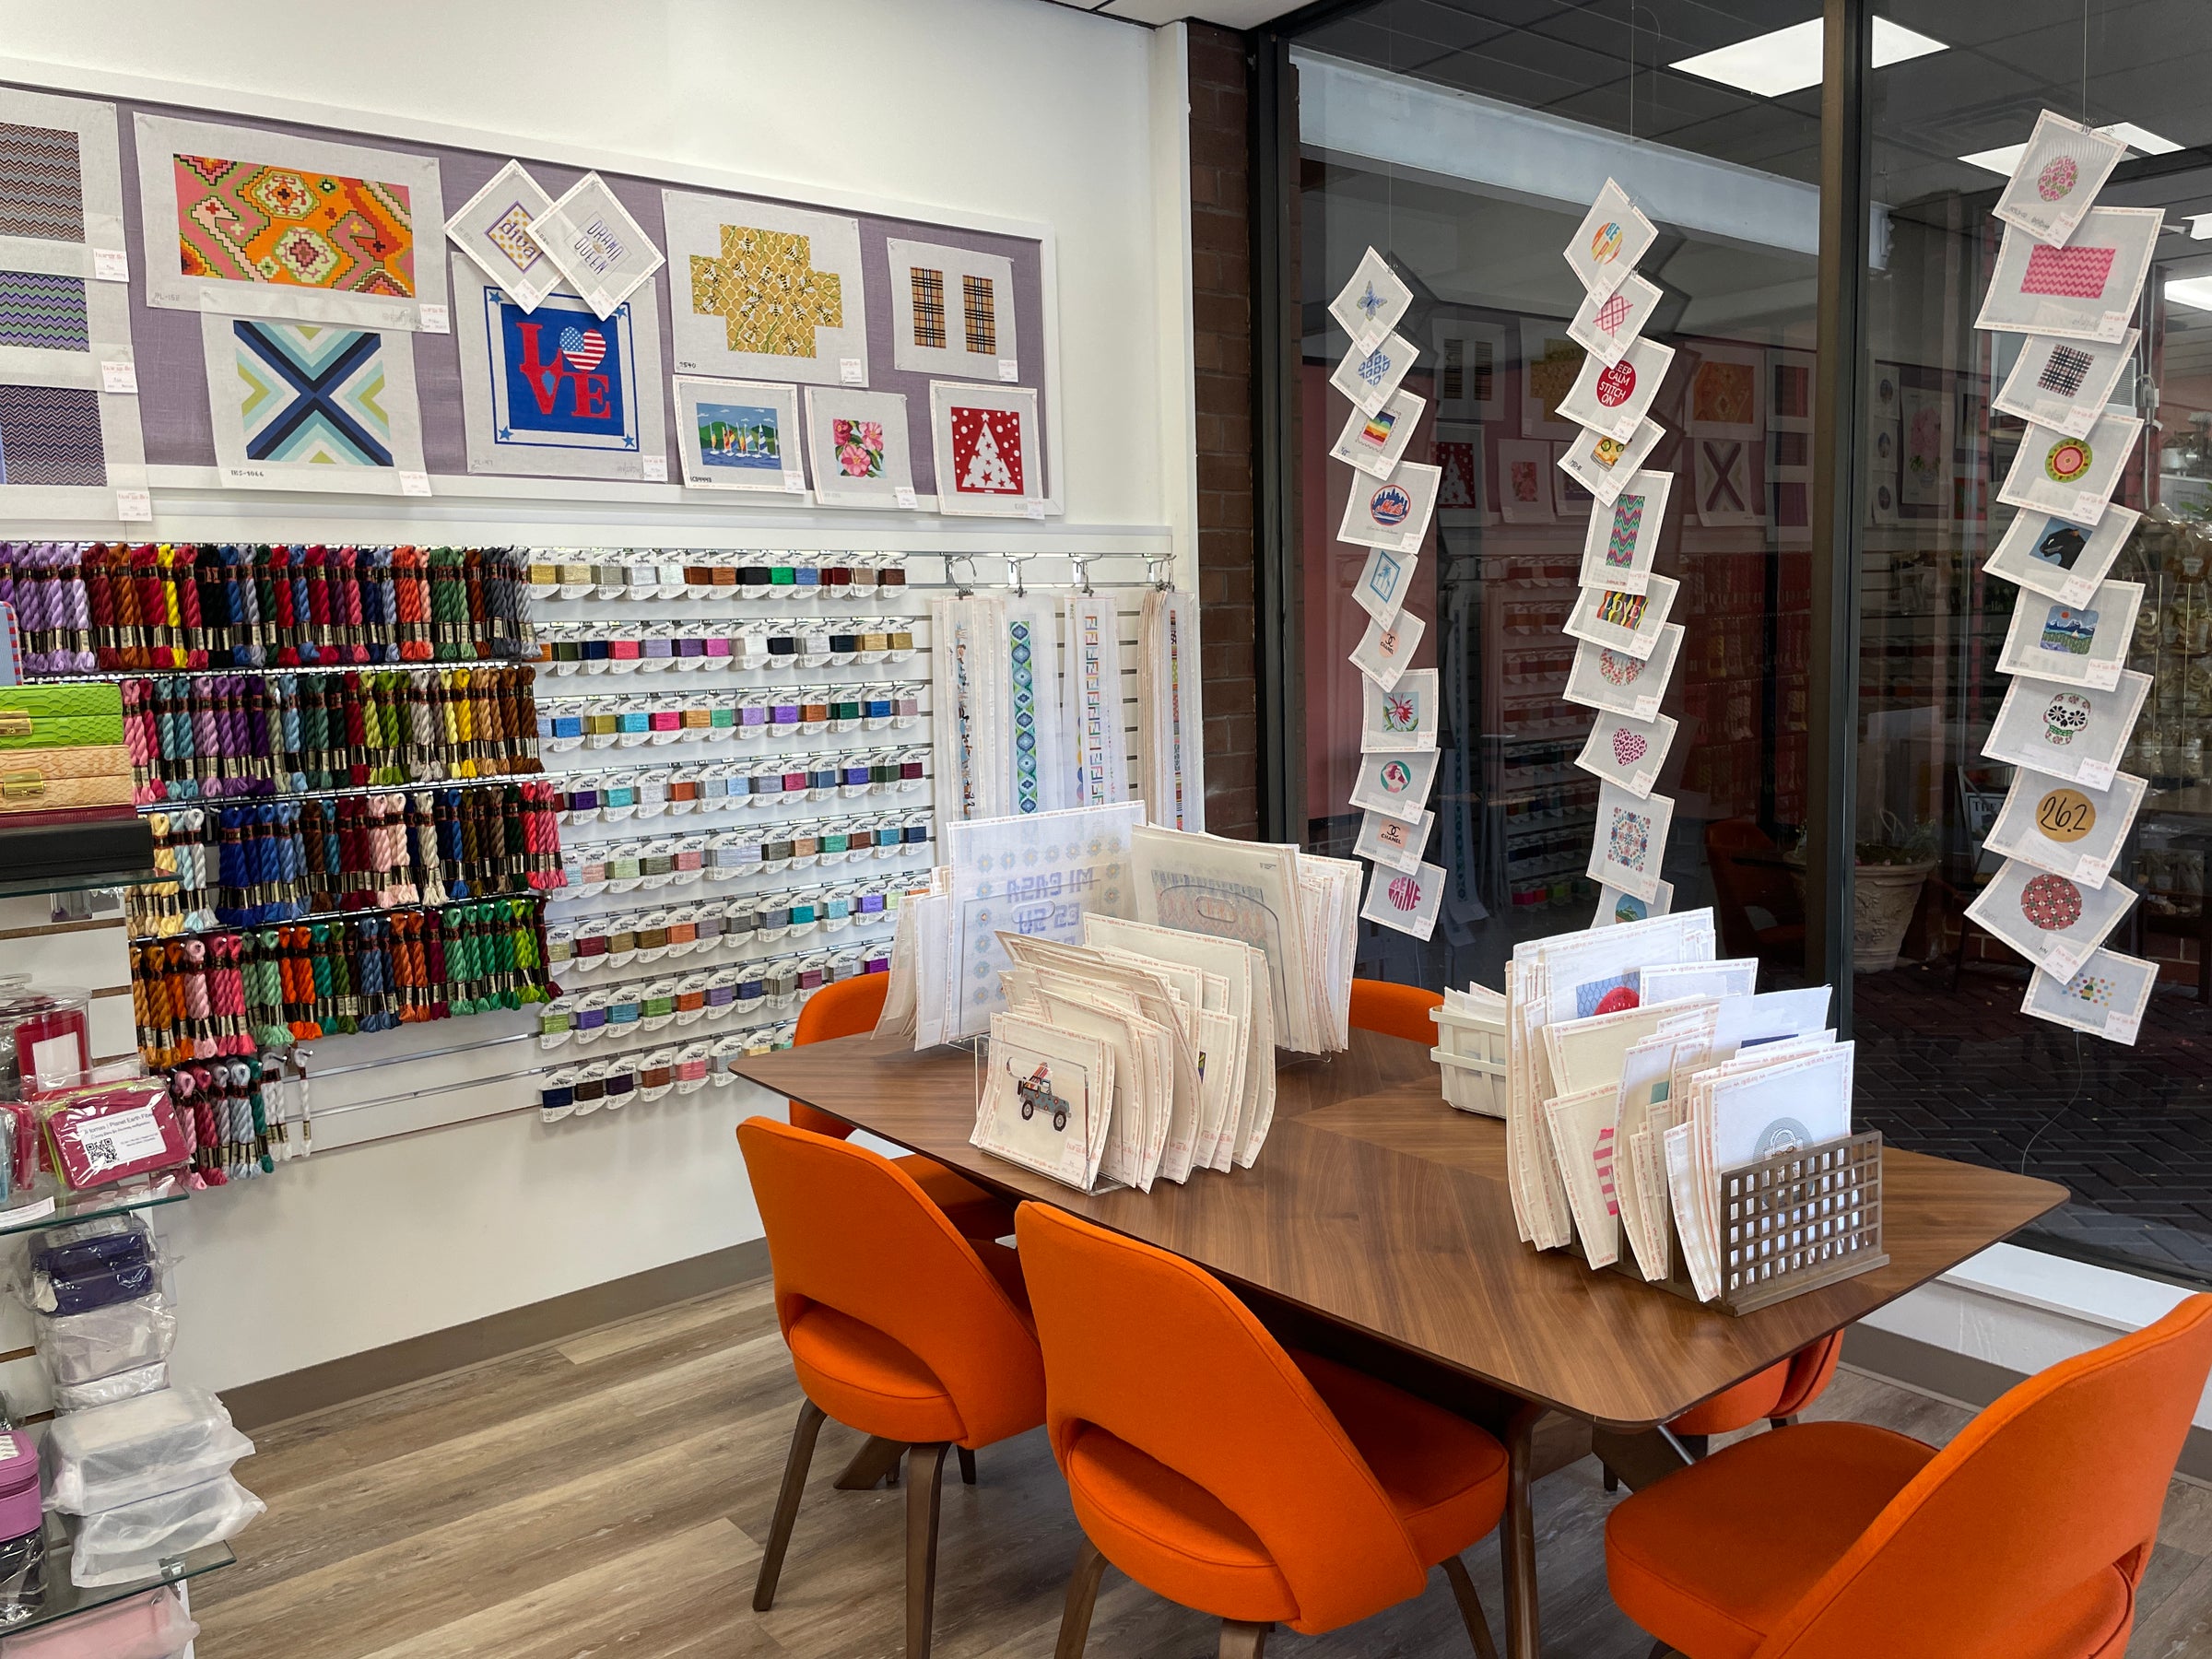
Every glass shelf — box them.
[0,1175,188,1240]
[0,1518,231,1638]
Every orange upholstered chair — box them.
[1666,1332,1845,1444]
[1607,1293,2212,1659]
[1349,977,1445,1045]
[1017,1201,1510,1658]
[738,1117,1047,1659]
[786,972,1015,1241]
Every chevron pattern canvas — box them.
[0,271,88,351]
[232,319,393,466]
[0,121,83,242]
[0,384,104,486]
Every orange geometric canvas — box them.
[171,155,414,296]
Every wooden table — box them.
[733,1028,2065,1658]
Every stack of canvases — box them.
[1551,181,1692,924]
[1963,112,2164,1042]
[1326,249,1450,942]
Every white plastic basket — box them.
[1430,1000,1508,1119]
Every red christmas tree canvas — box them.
[949,405,1026,495]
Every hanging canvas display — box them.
[1578,470,1671,593]
[0,367,147,520]
[1550,443,1595,519]
[1005,595,1071,817]
[2020,947,2156,1045]
[1898,385,1947,509]
[0,264,134,380]
[1337,461,1441,553]
[530,171,662,320]
[1563,625,1684,723]
[1556,417,1664,506]
[1563,178,1656,300]
[1982,667,2151,790]
[135,114,446,330]
[1685,345,1763,439]
[1361,858,1446,942]
[1329,246,1413,350]
[1587,781,1672,903]
[1992,329,2136,439]
[451,254,667,482]
[1348,608,1425,691]
[444,159,560,312]
[1328,329,1418,417]
[1137,589,1203,832]
[1995,412,2142,526]
[1574,711,1677,799]
[672,375,805,494]
[1496,437,1555,524]
[1974,207,2160,343]
[931,593,1009,831]
[1691,438,1759,527]
[659,190,865,383]
[198,312,424,494]
[1569,270,1661,365]
[886,236,1017,382]
[1593,878,1674,927]
[1330,388,1424,479]
[1982,765,2145,888]
[1768,349,1816,433]
[930,381,1044,516]
[1350,544,1418,628]
[0,88,128,282]
[1065,593,1129,808]
[1355,806,1433,874]
[1993,112,2131,248]
[1557,336,1676,441]
[1431,317,1503,420]
[1362,668,1439,752]
[1433,421,1491,524]
[1983,504,2139,608]
[1563,573,1680,659]
[804,387,915,509]
[1963,860,2136,982]
[1994,580,2144,691]
[1518,319,1583,441]
[1347,747,1440,823]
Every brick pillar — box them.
[1188,22,1260,839]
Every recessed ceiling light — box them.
[1670,17,1945,99]
[1959,121,2183,176]
[2167,276,2212,314]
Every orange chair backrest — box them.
[1015,1201,1425,1632]
[737,1116,1042,1445]
[1760,1293,2212,1659]
[1771,1331,1844,1420]
[1347,978,1443,1046]
[785,972,890,1138]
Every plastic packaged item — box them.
[52,1363,170,1415]
[36,1297,177,1388]
[0,1431,42,1619]
[30,1225,156,1317]
[36,1082,189,1193]
[46,1388,253,1515]
[65,1476,263,1588]
[0,979,89,1104]
[0,1583,196,1657]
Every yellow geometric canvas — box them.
[690,224,842,359]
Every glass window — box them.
[1853,1,2212,1280]
[1286,3,1821,991]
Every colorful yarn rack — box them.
[134,897,550,1061]
[130,785,565,934]
[122,665,542,800]
[0,542,535,674]
[164,1055,283,1184]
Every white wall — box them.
[0,0,1197,1393]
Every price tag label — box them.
[1024,500,1048,520]
[2109,1011,2142,1043]
[893,486,918,510]
[2042,940,2092,983]
[997,359,1019,382]
[2077,758,2116,790]
[2075,853,2103,883]
[0,1198,52,1227]
[840,358,865,385]
[641,456,667,482]
[115,489,151,522]
[100,359,138,394]
[418,302,450,334]
[782,473,806,494]
[399,471,433,498]
[91,248,128,282]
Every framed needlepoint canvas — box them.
[930,382,1043,516]
[661,189,865,384]
[446,159,560,312]
[806,386,915,510]
[530,171,663,320]
[888,236,1018,382]
[1976,207,2160,343]
[673,376,804,495]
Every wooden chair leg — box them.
[1218,1620,1270,1657]
[1651,1641,1680,1659]
[1442,1554,1502,1659]
[905,1441,948,1659]
[1053,1538,1110,1659]
[958,1445,978,1485]
[752,1398,827,1612]
[1602,1463,1619,1493]
[835,1433,908,1490]
[1769,1415,1799,1430]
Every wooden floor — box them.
[194,1277,2212,1657]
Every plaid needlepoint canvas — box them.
[910,268,946,349]
[963,274,996,356]
[2040,344,2094,396]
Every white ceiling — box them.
[1071,0,1310,27]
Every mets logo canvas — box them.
[483,283,641,453]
